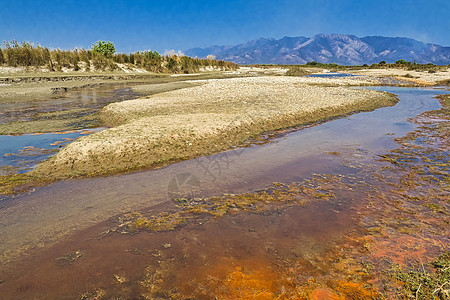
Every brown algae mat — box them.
[28,76,397,182]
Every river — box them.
[0,86,448,298]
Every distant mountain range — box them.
[185,34,450,65]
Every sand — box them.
[30,76,397,179]
[349,67,450,85]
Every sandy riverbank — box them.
[349,67,450,85]
[29,76,397,180]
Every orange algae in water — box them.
[335,281,381,299]
[310,288,343,300]
[217,267,279,299]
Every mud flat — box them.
[28,76,397,181]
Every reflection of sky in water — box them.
[306,73,359,78]
[0,85,139,174]
[0,87,141,123]
[0,129,102,174]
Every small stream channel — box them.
[0,86,141,124]
[306,72,360,78]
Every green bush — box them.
[91,40,116,57]
[166,56,178,72]
[395,59,409,65]
[143,50,161,60]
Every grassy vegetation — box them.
[2,41,444,75]
[302,60,449,71]
[390,252,450,300]
[375,60,448,72]
[284,65,313,76]
[0,40,237,73]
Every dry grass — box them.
[30,76,397,180]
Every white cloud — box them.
[163,49,185,56]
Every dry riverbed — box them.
[29,76,396,181]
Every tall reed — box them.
[0,40,238,73]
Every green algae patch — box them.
[0,110,101,135]
[131,212,188,232]
[0,173,30,195]
[104,175,342,236]
[0,172,51,196]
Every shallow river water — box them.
[0,86,141,124]
[0,86,448,298]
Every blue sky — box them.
[1,0,449,53]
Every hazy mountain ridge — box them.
[185,34,450,65]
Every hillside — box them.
[185,34,450,65]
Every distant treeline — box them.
[253,60,447,75]
[304,60,446,71]
[0,40,237,73]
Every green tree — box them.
[395,59,409,65]
[92,40,116,57]
[0,48,4,64]
[143,50,161,60]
